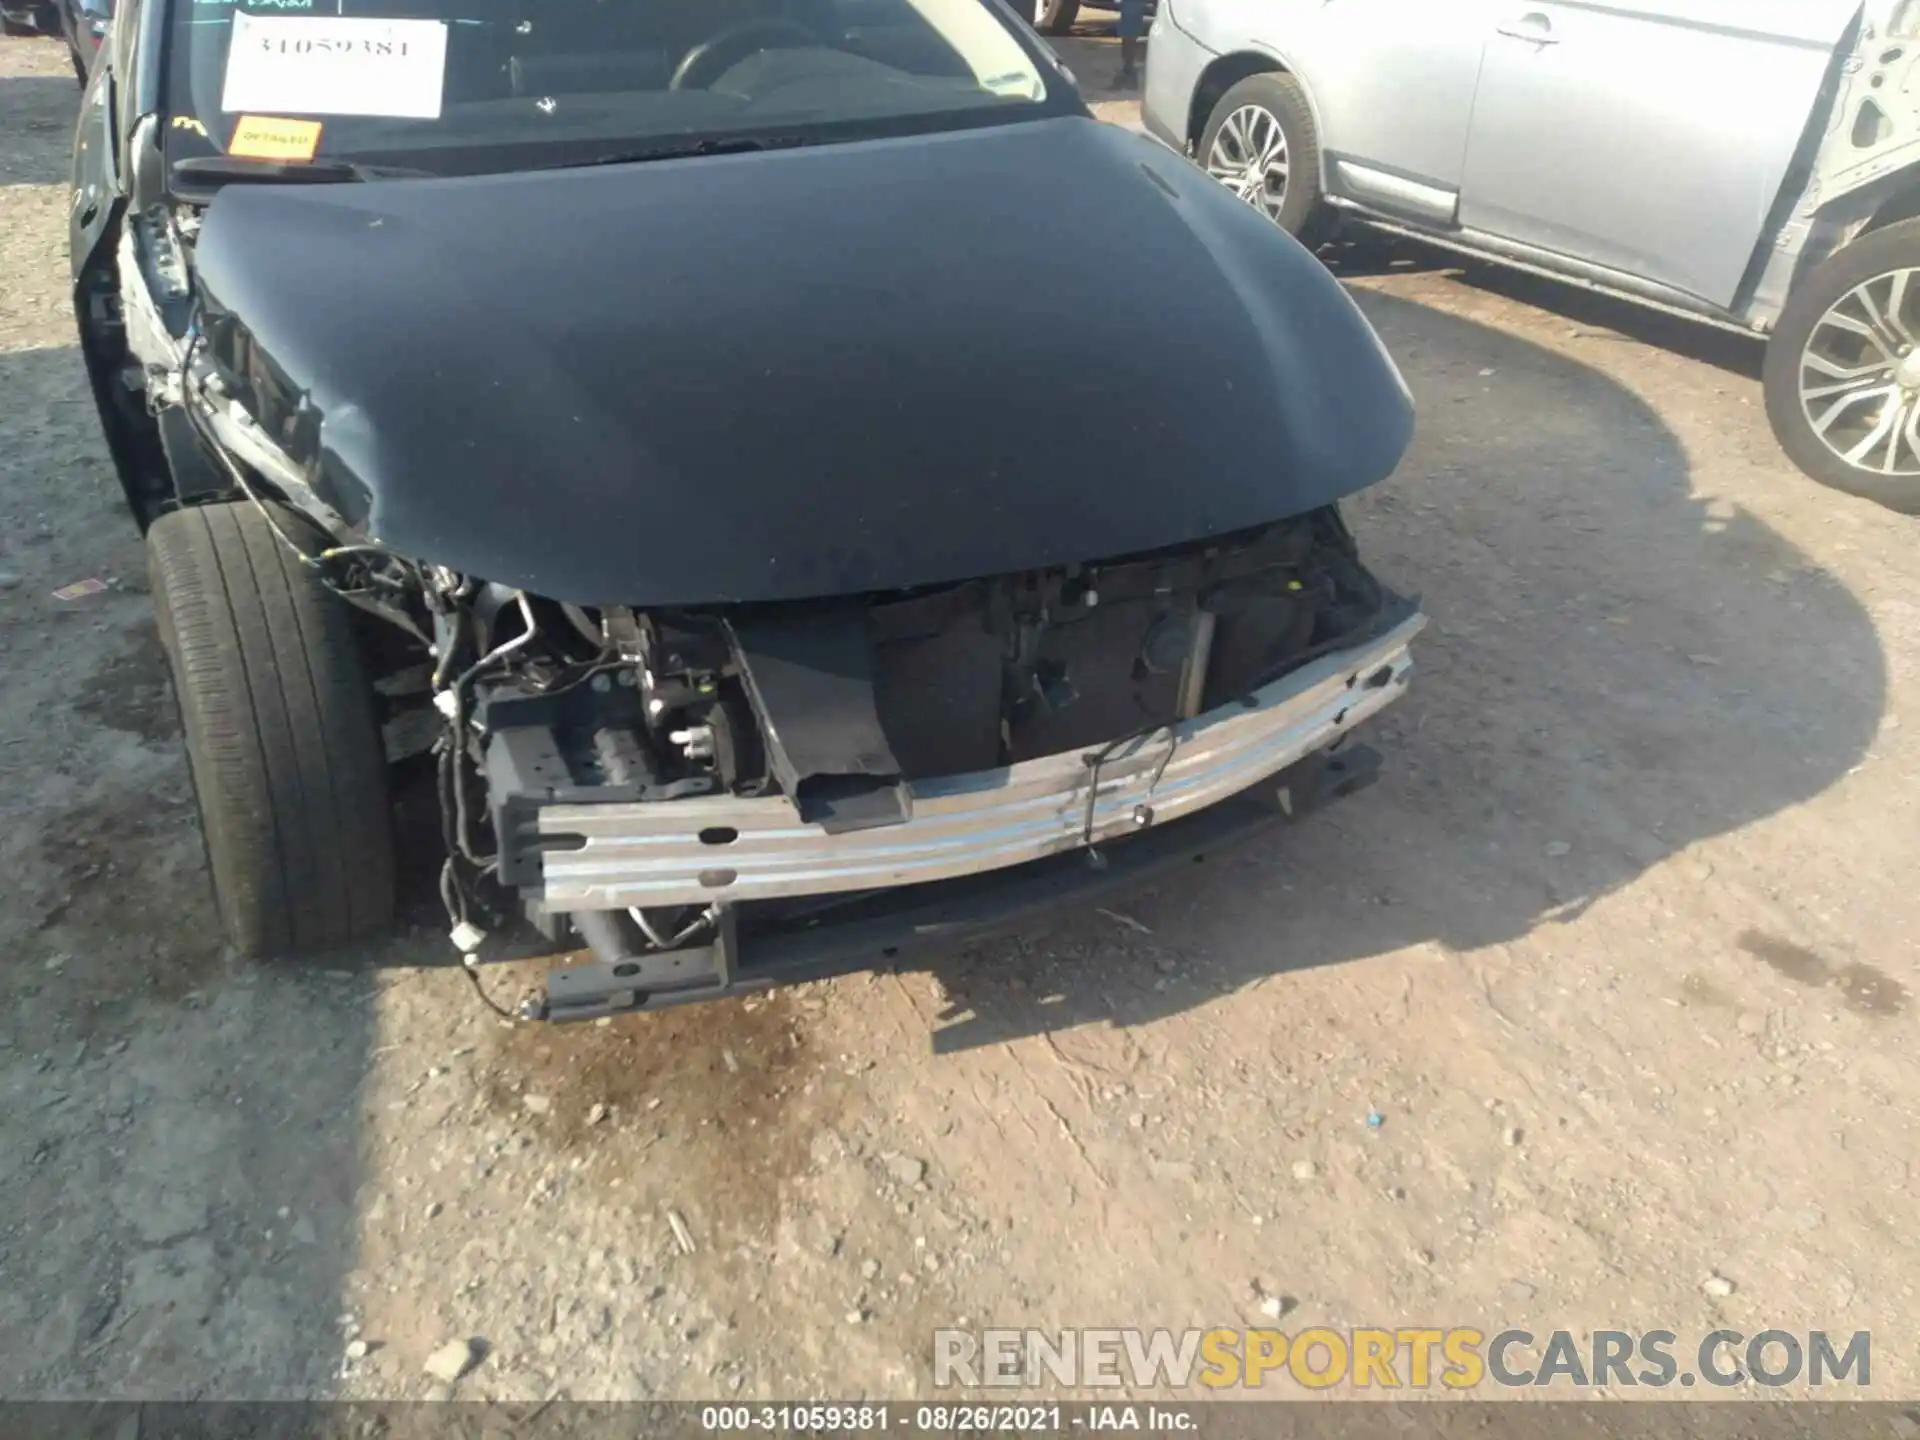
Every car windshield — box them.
[162,0,1061,172]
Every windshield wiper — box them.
[536,134,813,171]
[170,155,437,194]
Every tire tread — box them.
[148,501,394,957]
[1200,72,1332,247]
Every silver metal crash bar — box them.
[532,612,1426,911]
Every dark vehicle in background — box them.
[68,0,1423,1020]
[0,0,53,37]
[2,0,108,80]
[61,0,109,78]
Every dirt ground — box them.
[3,27,1919,1407]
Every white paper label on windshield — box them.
[221,13,448,120]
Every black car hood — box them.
[191,116,1413,606]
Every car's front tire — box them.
[1765,217,1920,514]
[1197,72,1330,246]
[148,500,396,958]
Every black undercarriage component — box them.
[154,404,230,503]
[868,582,1006,777]
[726,608,911,833]
[538,907,742,1019]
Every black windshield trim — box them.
[524,132,808,171]
[160,94,1086,197]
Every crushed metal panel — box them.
[1812,2,1920,207]
[1753,2,1920,322]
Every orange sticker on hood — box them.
[228,115,323,161]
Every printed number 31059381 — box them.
[222,14,450,120]
[258,37,411,56]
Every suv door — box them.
[1456,0,1860,309]
[1174,0,1492,209]
[1302,0,1495,211]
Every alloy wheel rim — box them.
[1205,104,1289,218]
[1799,266,1920,477]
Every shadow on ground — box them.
[0,344,388,1400]
[0,71,79,187]
[916,284,1885,1051]
[1323,226,1768,381]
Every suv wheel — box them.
[1765,217,1920,514]
[1197,72,1330,246]
[149,500,396,958]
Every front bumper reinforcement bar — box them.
[516,611,1425,913]
[524,739,1387,1021]
[510,609,1424,1021]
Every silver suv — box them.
[1143,0,1920,514]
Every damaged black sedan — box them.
[71,0,1424,1018]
